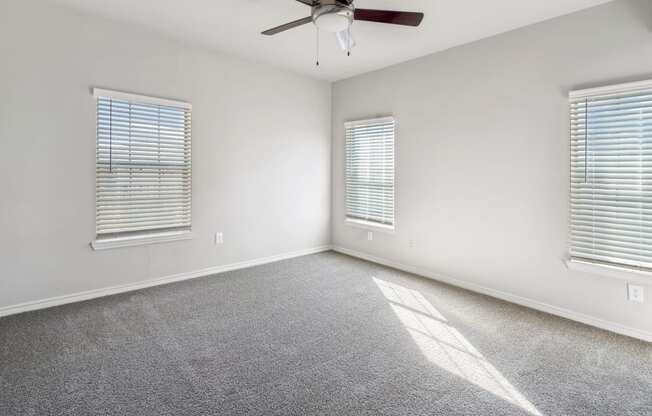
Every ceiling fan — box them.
[262,0,424,62]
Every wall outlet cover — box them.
[627,284,644,303]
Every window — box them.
[345,116,395,230]
[570,80,652,271]
[92,88,192,249]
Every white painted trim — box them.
[91,230,193,250]
[566,258,652,285]
[569,78,652,99]
[344,115,394,129]
[92,87,192,109]
[333,245,652,343]
[0,245,331,318]
[345,218,395,234]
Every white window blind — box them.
[570,80,652,270]
[345,117,395,228]
[94,88,192,239]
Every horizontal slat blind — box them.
[95,89,192,237]
[570,81,652,269]
[345,117,395,228]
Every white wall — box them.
[332,0,652,336]
[1,0,650,340]
[0,0,331,309]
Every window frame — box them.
[344,116,397,233]
[568,78,652,279]
[90,88,193,250]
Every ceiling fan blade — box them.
[262,16,313,36]
[354,9,424,27]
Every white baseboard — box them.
[5,244,649,343]
[333,245,652,343]
[0,245,332,318]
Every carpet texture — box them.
[1,251,651,415]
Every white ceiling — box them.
[47,0,613,81]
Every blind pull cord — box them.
[584,98,588,184]
[109,98,113,173]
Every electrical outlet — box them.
[367,231,373,241]
[408,239,414,248]
[214,232,224,245]
[628,284,644,303]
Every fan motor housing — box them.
[312,2,353,33]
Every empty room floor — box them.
[1,252,650,415]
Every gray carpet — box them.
[1,252,651,415]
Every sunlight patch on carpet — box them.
[373,277,542,416]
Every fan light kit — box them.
[314,4,353,33]
[262,0,424,65]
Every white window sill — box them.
[91,230,192,250]
[345,218,396,234]
[565,258,651,285]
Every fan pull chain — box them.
[347,26,351,57]
[315,27,320,66]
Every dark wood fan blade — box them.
[262,16,313,35]
[354,9,424,26]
